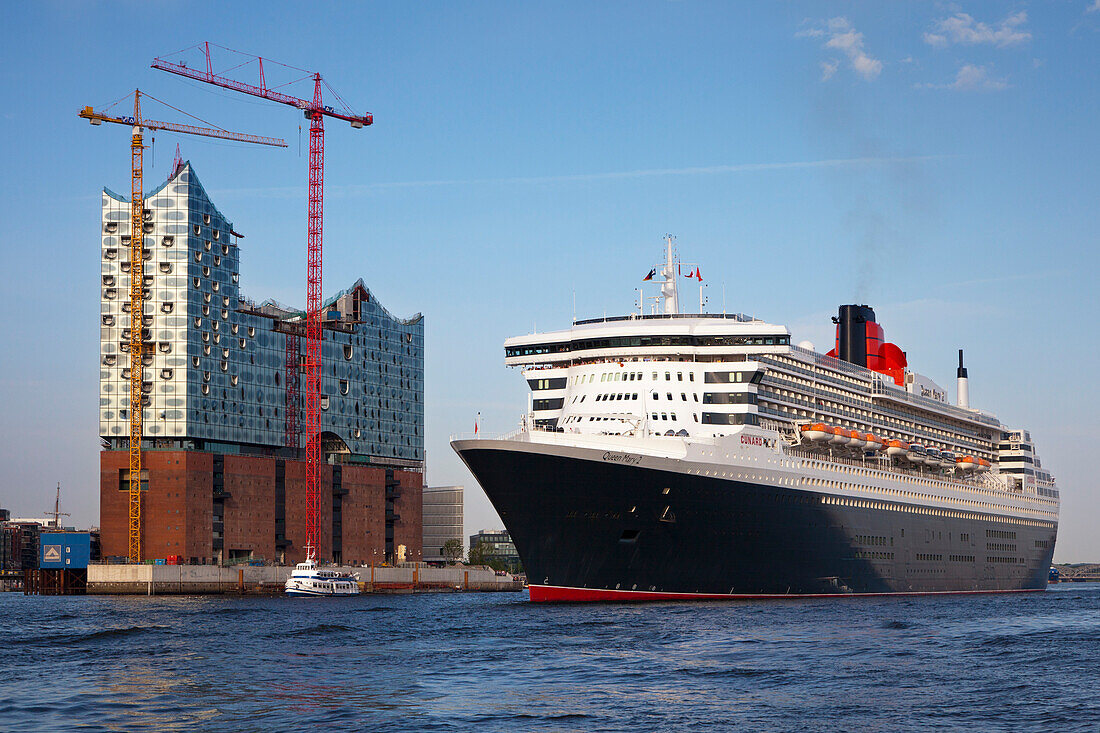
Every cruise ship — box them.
[452,238,1059,601]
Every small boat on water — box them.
[285,545,360,596]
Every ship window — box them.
[665,372,671,381]
[670,413,677,421]
[660,413,667,421]
[651,413,658,420]
[681,393,687,401]
[689,373,695,382]
[677,372,683,381]
[652,392,658,400]
[652,372,658,380]
[632,393,638,400]
[667,393,673,400]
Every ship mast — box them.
[661,235,679,315]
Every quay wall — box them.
[87,564,521,595]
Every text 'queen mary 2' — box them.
[452,238,1059,602]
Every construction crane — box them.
[153,43,373,562]
[80,90,287,563]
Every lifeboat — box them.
[907,444,927,464]
[847,429,866,450]
[885,439,909,458]
[956,455,977,472]
[925,447,942,467]
[864,433,883,452]
[976,458,991,473]
[828,426,850,446]
[941,450,956,467]
[800,423,830,443]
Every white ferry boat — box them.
[284,549,361,596]
[452,238,1059,602]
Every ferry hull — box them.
[455,442,1056,601]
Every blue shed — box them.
[39,532,91,569]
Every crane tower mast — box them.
[153,43,372,560]
[80,91,286,561]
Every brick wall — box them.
[100,450,421,565]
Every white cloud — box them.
[798,17,883,81]
[918,64,1009,91]
[924,11,1031,47]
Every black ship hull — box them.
[455,441,1057,602]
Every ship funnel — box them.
[957,349,970,409]
[836,304,876,367]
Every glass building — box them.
[99,162,424,465]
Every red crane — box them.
[153,43,372,561]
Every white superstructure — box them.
[496,241,1059,529]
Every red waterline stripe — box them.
[528,584,1046,603]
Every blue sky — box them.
[1,2,1097,560]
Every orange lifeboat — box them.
[956,455,977,472]
[847,429,866,450]
[828,426,850,446]
[800,423,830,443]
[864,433,883,451]
[886,439,909,458]
[976,458,991,473]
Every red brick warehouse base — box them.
[100,450,422,565]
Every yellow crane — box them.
[80,90,286,562]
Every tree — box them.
[441,538,463,564]
[467,540,490,566]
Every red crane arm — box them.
[152,43,372,127]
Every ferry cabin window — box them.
[677,372,683,381]
[652,392,659,400]
[665,372,671,380]
[681,393,687,401]
[652,372,658,380]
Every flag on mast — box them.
[475,412,480,435]
[642,268,656,282]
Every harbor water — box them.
[1,583,1098,732]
